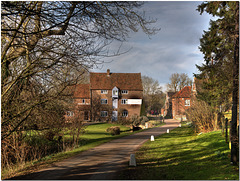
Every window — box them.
[113,90,118,96]
[101,111,108,117]
[122,110,128,117]
[121,99,128,104]
[185,99,190,106]
[101,90,108,94]
[82,99,85,104]
[67,111,74,117]
[101,99,108,104]
[121,90,128,94]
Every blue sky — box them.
[91,1,214,92]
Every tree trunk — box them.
[230,2,239,165]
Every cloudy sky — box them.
[90,1,214,91]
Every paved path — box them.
[11,119,180,180]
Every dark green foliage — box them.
[195,2,238,109]
[196,1,239,165]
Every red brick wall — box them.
[91,89,143,120]
[172,97,191,119]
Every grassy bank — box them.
[119,124,239,180]
[2,123,134,179]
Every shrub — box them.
[141,116,149,126]
[186,99,215,133]
[106,126,121,136]
[130,115,141,127]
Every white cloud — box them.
[91,1,214,88]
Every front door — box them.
[112,111,118,121]
[84,111,89,120]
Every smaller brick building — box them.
[172,86,192,120]
[65,84,91,121]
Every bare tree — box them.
[167,73,192,92]
[1,1,158,140]
[91,96,113,122]
[141,75,165,113]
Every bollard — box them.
[179,124,181,127]
[167,129,169,133]
[129,154,136,166]
[151,135,154,141]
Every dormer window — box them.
[101,90,108,94]
[113,90,118,96]
[121,90,128,94]
[112,86,119,98]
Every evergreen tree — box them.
[196,1,239,165]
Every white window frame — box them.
[121,99,128,104]
[121,90,128,94]
[101,111,108,117]
[122,110,128,117]
[101,90,108,94]
[67,111,74,117]
[185,99,190,106]
[101,99,108,104]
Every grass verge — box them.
[119,124,239,180]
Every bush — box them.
[106,126,121,136]
[131,115,141,127]
[186,100,215,133]
[141,116,149,125]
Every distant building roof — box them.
[172,86,191,98]
[90,69,143,90]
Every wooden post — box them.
[225,118,228,143]
[221,116,224,136]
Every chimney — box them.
[107,69,110,76]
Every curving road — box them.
[10,119,180,180]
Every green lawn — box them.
[119,124,239,180]
[40,123,134,162]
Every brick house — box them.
[172,86,192,120]
[67,69,143,121]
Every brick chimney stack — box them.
[107,69,110,76]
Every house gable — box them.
[172,86,191,98]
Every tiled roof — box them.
[172,86,191,98]
[90,72,143,90]
[71,84,90,98]
[167,92,176,98]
